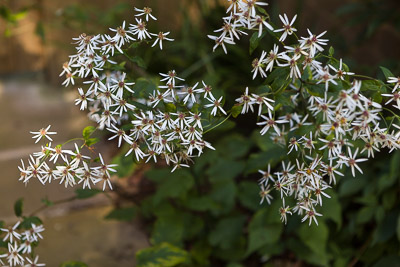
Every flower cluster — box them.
[19,125,117,191]
[0,221,45,267]
[61,7,229,172]
[60,6,173,87]
[211,0,400,225]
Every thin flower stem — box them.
[383,107,400,121]
[61,138,85,147]
[28,196,77,217]
[203,113,232,134]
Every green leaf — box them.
[360,80,383,91]
[356,206,375,224]
[112,150,136,178]
[255,6,269,16]
[190,241,211,266]
[246,224,282,256]
[82,126,96,140]
[105,206,136,221]
[298,222,329,265]
[231,105,242,118]
[265,67,290,85]
[329,46,335,57]
[136,243,189,267]
[210,180,237,215]
[151,210,184,245]
[164,103,177,113]
[339,177,367,197]
[249,31,266,55]
[20,216,42,229]
[60,261,88,267]
[14,198,24,217]
[372,211,397,245]
[75,188,102,199]
[146,169,194,204]
[237,181,261,211]
[131,55,147,69]
[380,66,394,80]
[85,137,99,147]
[208,215,246,249]
[185,196,219,212]
[320,191,342,228]
[207,159,245,183]
[215,134,251,160]
[35,21,45,42]
[373,256,400,267]
[41,197,54,207]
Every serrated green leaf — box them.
[151,211,184,245]
[136,243,189,267]
[146,169,194,204]
[208,215,246,249]
[75,188,102,199]
[14,198,24,217]
[105,206,136,221]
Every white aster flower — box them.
[387,76,400,92]
[274,13,297,42]
[205,95,227,116]
[1,221,21,243]
[257,110,288,136]
[30,125,57,144]
[134,7,157,21]
[150,31,174,50]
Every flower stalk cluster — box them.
[211,0,400,225]
[61,7,228,172]
[0,221,45,267]
[19,125,116,191]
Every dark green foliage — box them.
[104,206,136,222]
[14,198,24,217]
[136,243,189,267]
